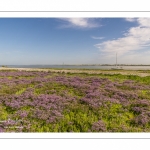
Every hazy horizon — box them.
[0,63,150,66]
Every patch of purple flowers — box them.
[91,120,106,132]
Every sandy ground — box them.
[0,67,150,77]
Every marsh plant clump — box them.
[0,70,150,132]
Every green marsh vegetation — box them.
[0,70,150,132]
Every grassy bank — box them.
[1,67,150,77]
[0,69,150,132]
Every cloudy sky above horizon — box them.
[0,18,150,65]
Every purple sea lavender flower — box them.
[20,111,28,118]
[91,120,106,132]
[133,99,150,107]
[132,114,149,126]
[3,119,16,127]
[47,116,57,123]
[131,107,146,114]
[0,127,5,132]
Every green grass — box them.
[16,88,26,95]
[0,105,8,121]
[34,82,84,98]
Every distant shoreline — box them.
[1,67,150,77]
[2,64,150,66]
[1,65,150,70]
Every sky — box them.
[0,18,150,65]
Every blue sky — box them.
[0,18,150,65]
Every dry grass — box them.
[0,67,150,77]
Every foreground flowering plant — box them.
[0,70,150,132]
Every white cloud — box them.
[91,36,105,40]
[95,18,150,55]
[125,18,136,22]
[59,18,100,28]
[137,18,150,27]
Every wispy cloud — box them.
[91,36,105,40]
[125,18,136,22]
[95,18,150,55]
[59,18,100,28]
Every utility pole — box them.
[116,52,117,67]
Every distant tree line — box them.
[1,65,8,68]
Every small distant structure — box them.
[111,52,123,70]
[1,65,8,68]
